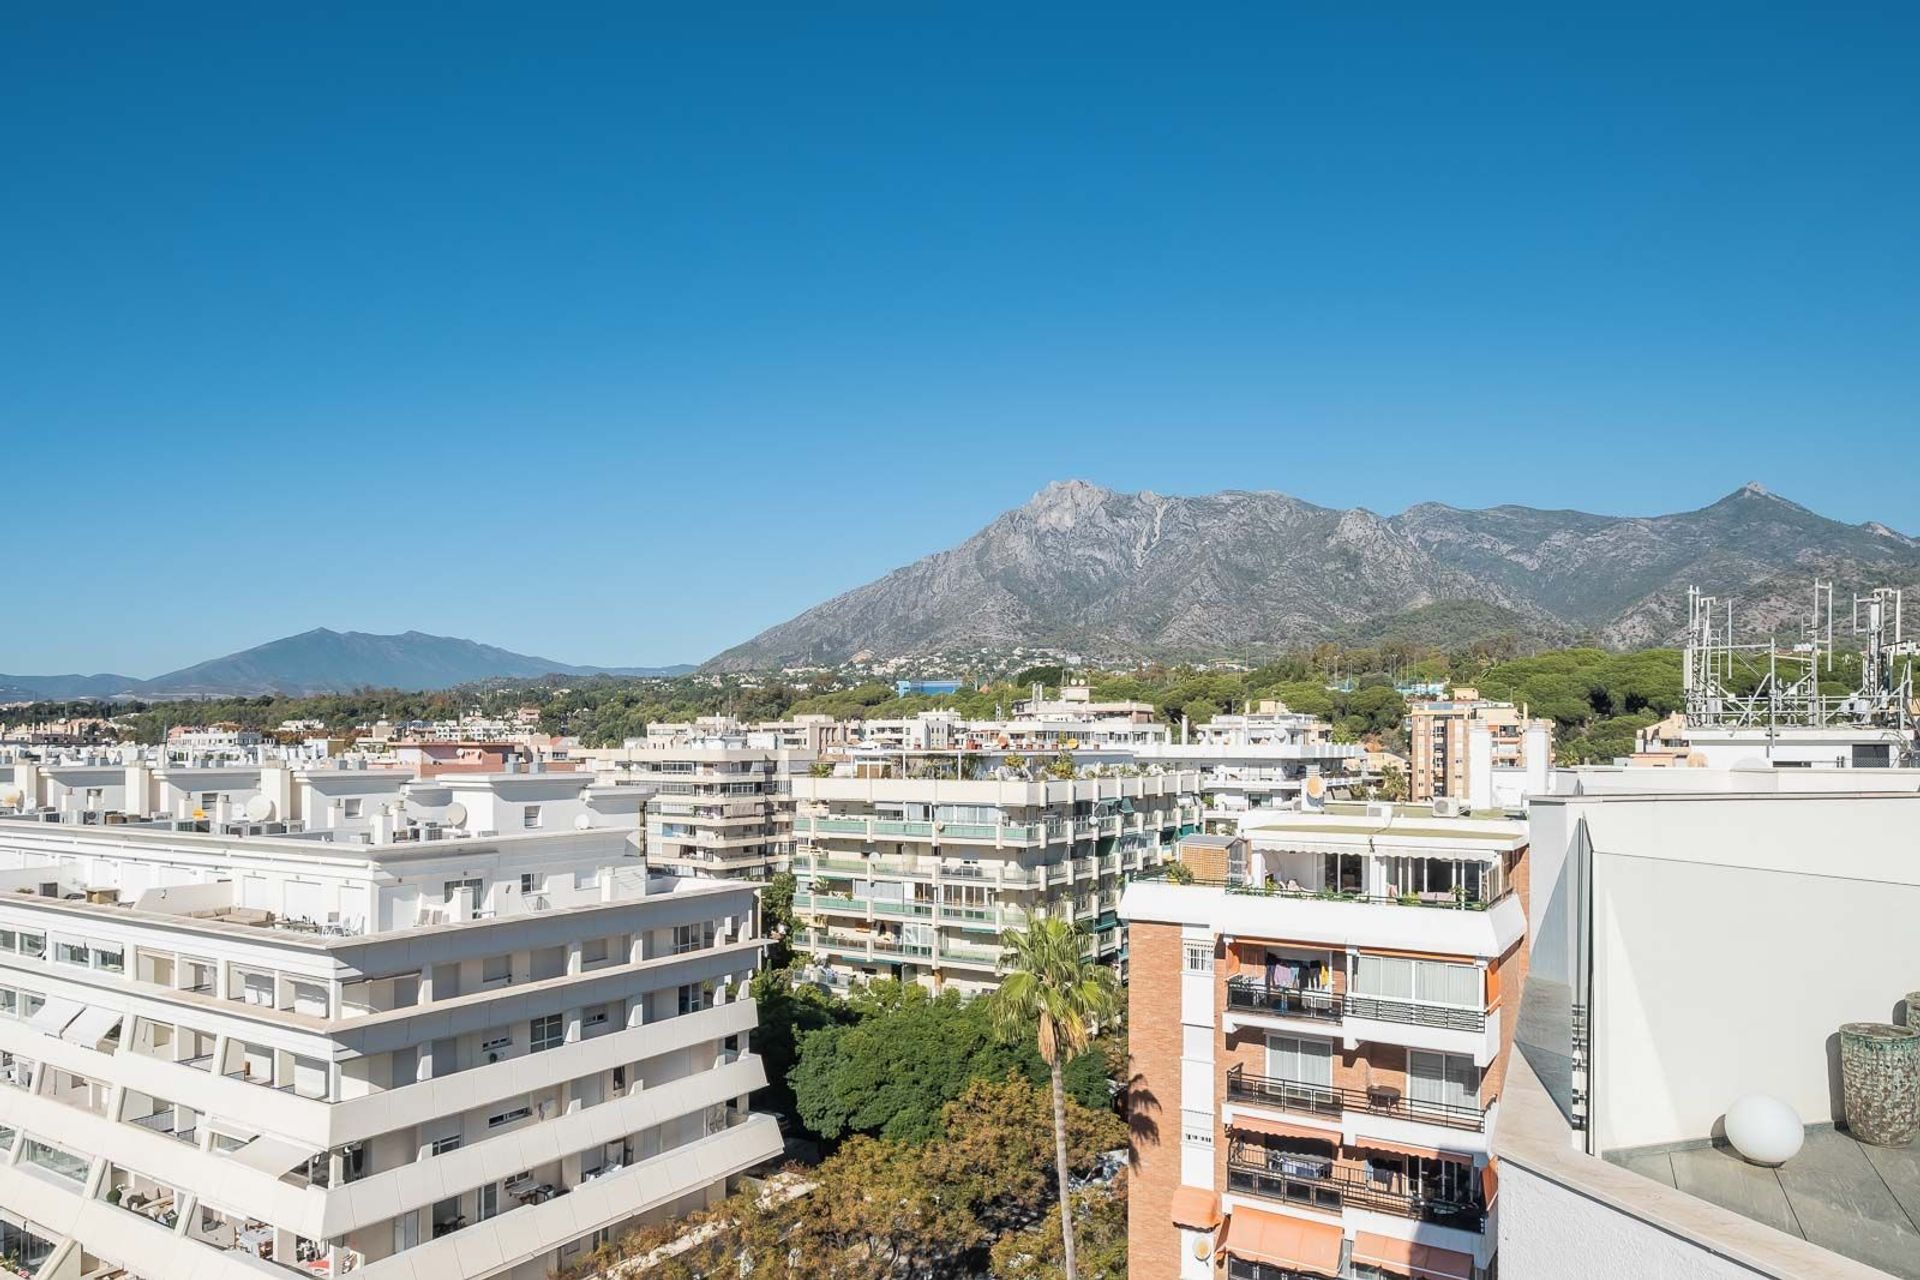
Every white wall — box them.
[1533,788,1920,1152]
[1593,850,1920,1150]
[1501,1160,1772,1280]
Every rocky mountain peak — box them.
[704,484,1920,668]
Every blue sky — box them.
[4,4,1917,674]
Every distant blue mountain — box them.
[1,629,694,700]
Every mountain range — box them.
[0,630,694,701]
[706,481,1920,668]
[11,482,1917,698]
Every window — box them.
[1265,1034,1333,1088]
[199,792,218,812]
[19,932,42,958]
[488,1105,531,1128]
[23,1137,88,1185]
[529,1014,563,1053]
[519,873,542,895]
[677,982,712,1016]
[1410,1051,1480,1111]
[430,1134,462,1156]
[482,954,511,984]
[583,1005,610,1029]
[581,938,608,964]
[0,990,13,1018]
[1183,943,1213,974]
[92,946,124,974]
[672,922,714,955]
[443,878,483,920]
[55,940,87,967]
[0,929,15,951]
[1353,955,1480,1007]
[343,799,363,819]
[522,805,542,830]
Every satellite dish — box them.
[244,795,276,822]
[574,813,594,831]
[444,801,469,827]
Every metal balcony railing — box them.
[1225,977,1487,1033]
[1224,1066,1343,1118]
[1225,1065,1490,1132]
[1224,1157,1486,1232]
[1224,977,1344,1023]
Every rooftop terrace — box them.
[1608,1128,1920,1279]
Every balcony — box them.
[1224,977,1486,1034]
[1224,977,1343,1025]
[1225,1066,1342,1119]
[1225,1065,1489,1132]
[1224,1157,1485,1232]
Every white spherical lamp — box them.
[1723,1095,1804,1167]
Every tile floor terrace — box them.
[1608,1126,1920,1279]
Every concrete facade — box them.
[0,774,778,1280]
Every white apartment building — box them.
[790,769,1202,995]
[1122,806,1530,1280]
[577,728,806,881]
[1135,703,1369,824]
[0,772,779,1280]
[1501,769,1920,1280]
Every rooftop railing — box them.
[1132,864,1507,912]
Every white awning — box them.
[28,996,82,1037]
[59,1005,122,1047]
[223,1133,322,1177]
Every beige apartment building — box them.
[1406,691,1553,809]
[577,721,811,880]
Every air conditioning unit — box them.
[1432,797,1472,818]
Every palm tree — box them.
[989,917,1121,1280]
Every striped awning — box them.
[1351,1136,1474,1165]
[1170,1185,1222,1230]
[1228,1112,1338,1143]
[1353,1232,1476,1280]
[1217,1206,1342,1278]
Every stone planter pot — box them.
[1904,991,1920,1030]
[1840,1022,1920,1147]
